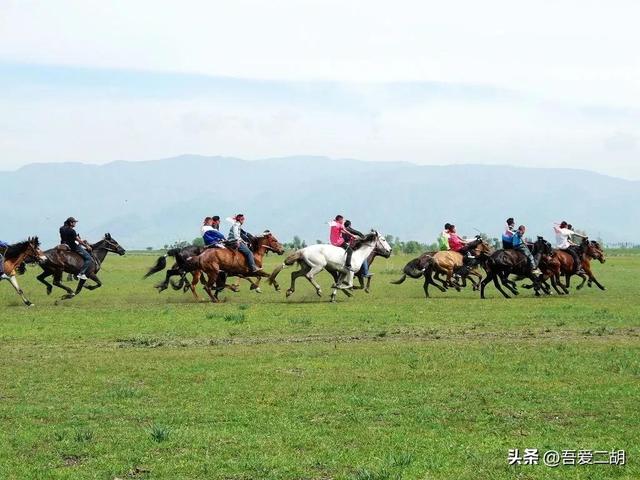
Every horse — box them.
[479,237,549,299]
[188,232,285,302]
[555,238,606,291]
[36,233,126,299]
[268,231,392,303]
[144,244,262,298]
[415,239,493,298]
[1,237,47,307]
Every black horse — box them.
[36,233,126,299]
[480,236,550,299]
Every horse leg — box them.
[7,276,34,307]
[287,263,310,298]
[589,274,605,291]
[37,270,54,296]
[204,270,220,303]
[305,265,324,298]
[74,278,87,296]
[365,276,372,293]
[53,271,75,297]
[84,273,102,290]
[189,271,202,301]
[480,272,493,299]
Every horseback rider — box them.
[438,223,452,251]
[227,214,261,272]
[201,216,226,247]
[553,221,586,275]
[512,225,542,275]
[344,220,373,278]
[502,217,516,249]
[0,239,9,280]
[447,225,474,255]
[329,215,357,270]
[59,217,93,280]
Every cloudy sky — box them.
[1,0,639,179]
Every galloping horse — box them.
[36,233,126,299]
[480,237,549,299]
[189,232,285,302]
[419,238,493,298]
[1,237,46,307]
[555,238,606,291]
[268,231,392,303]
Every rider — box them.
[329,215,357,270]
[344,220,372,278]
[201,216,226,247]
[227,214,261,272]
[502,217,516,249]
[59,217,92,281]
[0,239,9,280]
[438,223,452,251]
[512,225,542,275]
[553,221,586,275]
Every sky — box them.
[1,0,639,179]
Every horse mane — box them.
[4,239,39,259]
[352,232,377,250]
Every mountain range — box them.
[2,155,638,249]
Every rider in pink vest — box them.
[329,215,357,269]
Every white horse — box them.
[268,231,392,302]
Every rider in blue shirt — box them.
[512,225,542,275]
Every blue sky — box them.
[1,0,639,179]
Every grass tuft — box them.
[149,425,170,443]
[223,312,246,324]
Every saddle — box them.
[55,244,71,252]
[222,239,240,250]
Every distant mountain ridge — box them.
[2,155,638,248]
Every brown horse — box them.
[1,237,47,307]
[555,239,606,291]
[189,232,285,302]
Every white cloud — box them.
[1,0,639,105]
[1,0,639,179]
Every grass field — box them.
[0,251,638,479]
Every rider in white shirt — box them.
[553,221,586,274]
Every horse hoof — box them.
[255,288,262,294]
[286,290,293,298]
[46,288,52,296]
[25,302,34,307]
[364,288,370,294]
[316,290,322,297]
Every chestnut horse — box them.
[555,238,606,291]
[189,232,285,302]
[1,237,47,307]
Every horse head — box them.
[100,233,126,256]
[259,230,285,255]
[472,238,493,257]
[534,236,553,256]
[373,231,393,258]
[586,239,606,263]
[26,237,47,263]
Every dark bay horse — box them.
[1,237,46,307]
[190,232,285,302]
[480,237,549,299]
[36,234,125,299]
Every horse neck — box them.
[253,241,269,261]
[353,242,375,262]
[367,250,378,265]
[91,241,110,262]
[5,248,29,269]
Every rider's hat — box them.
[65,217,78,224]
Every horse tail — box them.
[144,254,168,278]
[391,258,426,284]
[268,251,301,285]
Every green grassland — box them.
[0,252,638,479]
